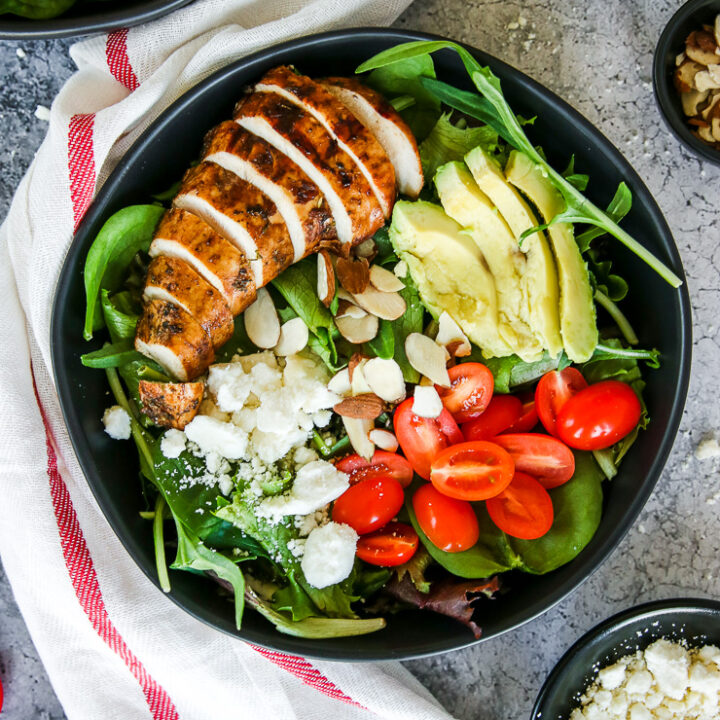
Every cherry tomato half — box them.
[556,380,642,451]
[335,450,414,488]
[463,395,523,441]
[356,522,419,567]
[493,433,575,489]
[535,368,588,437]
[436,362,494,423]
[486,472,554,540]
[412,484,479,552]
[394,398,464,480]
[332,476,404,535]
[504,394,538,434]
[430,441,515,501]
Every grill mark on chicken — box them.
[144,255,234,348]
[255,66,395,217]
[203,121,338,257]
[138,380,205,429]
[234,92,384,246]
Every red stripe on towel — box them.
[252,646,366,708]
[67,113,96,231]
[106,29,140,91]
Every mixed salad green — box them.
[0,0,111,19]
[81,41,673,639]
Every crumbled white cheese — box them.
[287,538,306,558]
[695,436,720,461]
[571,639,720,720]
[258,460,349,519]
[184,416,248,460]
[207,363,253,412]
[102,405,131,440]
[412,385,443,418]
[160,429,187,458]
[300,522,358,588]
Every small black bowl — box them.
[531,598,720,720]
[0,0,194,40]
[52,28,691,661]
[653,0,720,165]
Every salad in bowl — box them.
[79,39,679,641]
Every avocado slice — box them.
[505,151,598,362]
[435,161,543,362]
[465,146,563,358]
[389,200,513,358]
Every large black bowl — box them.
[51,29,692,661]
[532,599,720,719]
[653,0,720,166]
[0,0,193,40]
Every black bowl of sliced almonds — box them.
[654,0,720,164]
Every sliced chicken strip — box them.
[138,380,204,429]
[144,255,234,348]
[149,209,256,316]
[203,121,337,259]
[323,77,423,198]
[175,162,294,288]
[255,66,396,218]
[135,298,215,382]
[234,92,384,247]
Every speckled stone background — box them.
[0,1,718,718]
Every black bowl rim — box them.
[531,597,720,719]
[0,0,194,40]
[652,0,720,166]
[51,26,693,661]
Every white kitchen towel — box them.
[0,2,458,719]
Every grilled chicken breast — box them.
[234,92,385,247]
[149,209,256,316]
[203,121,337,259]
[256,66,396,218]
[323,77,424,199]
[135,298,215,382]
[175,161,295,288]
[144,255,234,348]
[138,380,205,430]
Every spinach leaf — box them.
[372,226,397,266]
[391,275,425,383]
[366,320,394,359]
[83,205,164,340]
[171,518,246,629]
[0,0,76,18]
[101,289,138,341]
[478,350,560,394]
[419,112,499,180]
[81,339,145,368]
[366,54,441,140]
[509,452,604,574]
[358,42,681,288]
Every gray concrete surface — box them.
[1,1,719,719]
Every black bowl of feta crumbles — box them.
[531,598,720,720]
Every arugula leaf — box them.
[371,226,397,266]
[83,205,164,340]
[152,496,171,593]
[594,289,638,345]
[358,42,682,288]
[576,182,632,253]
[419,112,499,179]
[562,155,589,192]
[478,350,560,394]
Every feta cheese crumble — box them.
[301,522,358,588]
[571,639,720,720]
[184,415,248,460]
[160,429,187,459]
[102,405,131,440]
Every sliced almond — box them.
[712,116,720,142]
[244,287,280,349]
[369,264,405,293]
[702,92,720,119]
[317,250,335,308]
[675,59,704,92]
[368,429,399,452]
[697,124,715,142]
[335,287,356,305]
[333,393,385,419]
[355,238,377,260]
[676,51,686,67]
[274,317,309,356]
[436,311,471,357]
[694,70,720,92]
[336,299,367,320]
[715,15,720,47]
[405,333,451,387]
[351,359,372,395]
[363,357,406,403]
[348,353,367,383]
[412,385,443,419]
[352,286,406,321]
[682,88,710,116]
[328,368,351,396]
[393,260,408,279]
[336,313,379,344]
[336,256,370,294]
[686,30,719,65]
[342,416,374,460]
